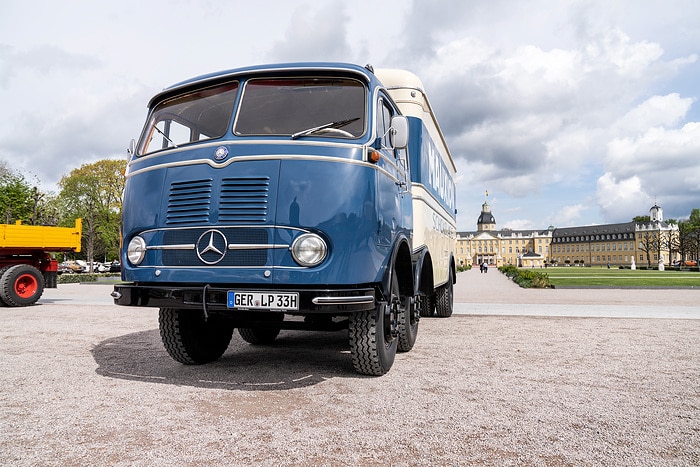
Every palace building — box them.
[456,200,679,269]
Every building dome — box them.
[477,201,496,231]
[650,203,663,222]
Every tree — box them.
[685,209,700,261]
[632,215,651,222]
[0,161,59,225]
[58,159,127,270]
[637,230,659,268]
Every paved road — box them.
[0,274,697,466]
[454,267,699,319]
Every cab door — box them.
[375,94,410,249]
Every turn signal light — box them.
[368,150,381,163]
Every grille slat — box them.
[219,177,270,223]
[167,179,213,225]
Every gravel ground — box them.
[0,274,698,466]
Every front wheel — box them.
[0,264,45,307]
[349,271,400,375]
[159,308,234,364]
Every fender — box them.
[379,234,413,301]
[411,245,434,297]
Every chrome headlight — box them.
[127,236,147,265]
[291,233,327,267]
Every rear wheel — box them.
[397,277,418,352]
[435,270,454,318]
[0,264,45,307]
[349,271,399,375]
[0,266,12,307]
[418,293,435,317]
[159,308,234,364]
[238,313,283,345]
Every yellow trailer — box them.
[0,219,82,306]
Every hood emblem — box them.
[214,146,229,161]
[196,229,227,264]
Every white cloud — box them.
[615,93,695,133]
[555,204,590,227]
[502,219,536,230]
[596,173,651,222]
[268,1,352,62]
[602,121,700,218]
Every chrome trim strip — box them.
[129,139,365,170]
[228,244,289,250]
[312,296,375,305]
[147,244,195,250]
[126,152,374,179]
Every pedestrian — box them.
[483,261,488,273]
[480,262,484,273]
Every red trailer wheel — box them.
[0,264,45,307]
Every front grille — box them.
[161,228,269,266]
[166,179,212,225]
[219,177,270,223]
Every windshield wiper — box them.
[154,126,179,148]
[291,117,359,140]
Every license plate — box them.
[227,291,299,311]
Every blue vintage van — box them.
[112,63,456,375]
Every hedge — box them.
[499,265,552,288]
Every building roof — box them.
[551,222,636,238]
[477,212,496,224]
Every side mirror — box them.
[127,139,136,158]
[390,116,409,149]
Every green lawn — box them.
[543,266,700,287]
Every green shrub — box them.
[57,273,120,284]
[498,265,552,288]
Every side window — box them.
[377,98,393,143]
[377,96,408,172]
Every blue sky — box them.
[1,0,698,231]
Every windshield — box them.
[139,82,239,155]
[234,77,366,138]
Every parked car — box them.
[57,262,74,274]
[95,263,111,273]
[673,260,698,267]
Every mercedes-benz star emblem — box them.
[214,146,229,161]
[196,229,227,264]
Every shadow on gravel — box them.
[91,328,357,391]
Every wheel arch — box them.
[412,247,434,297]
[382,235,413,301]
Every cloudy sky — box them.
[1,0,698,231]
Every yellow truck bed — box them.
[0,219,82,252]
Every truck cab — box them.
[113,63,456,375]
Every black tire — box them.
[238,327,281,344]
[0,264,45,307]
[397,274,418,352]
[349,272,399,375]
[418,293,435,317]
[238,313,283,345]
[0,266,12,307]
[158,308,234,364]
[435,270,454,318]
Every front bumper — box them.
[111,283,377,314]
